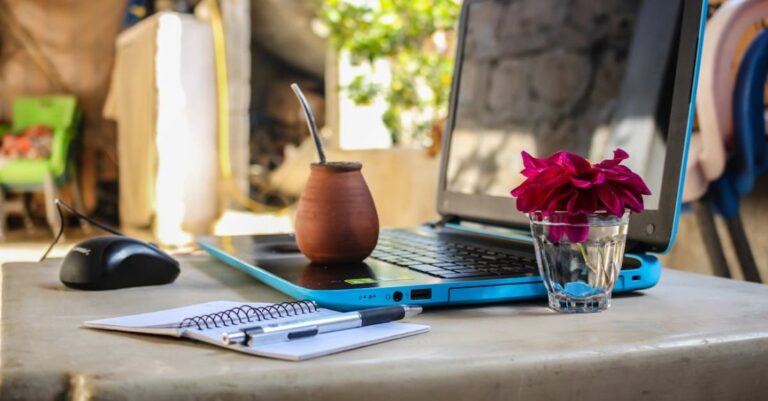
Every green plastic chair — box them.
[0,95,87,238]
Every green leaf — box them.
[319,0,460,145]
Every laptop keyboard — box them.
[370,229,538,279]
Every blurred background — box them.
[0,0,765,282]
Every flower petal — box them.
[556,151,592,175]
[512,147,649,215]
[565,225,590,243]
[614,185,645,212]
[596,185,623,216]
[566,190,598,215]
[595,148,629,168]
[548,214,589,243]
[571,177,594,188]
[548,224,566,242]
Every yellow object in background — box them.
[208,0,285,214]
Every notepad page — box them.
[187,321,430,361]
[85,301,431,361]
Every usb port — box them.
[410,289,432,300]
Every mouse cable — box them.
[39,198,124,262]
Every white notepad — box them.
[84,301,429,361]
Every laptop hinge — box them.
[431,214,460,228]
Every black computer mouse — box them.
[59,236,180,290]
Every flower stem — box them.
[576,243,598,275]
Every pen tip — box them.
[222,331,246,345]
[404,305,423,318]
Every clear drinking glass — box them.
[529,211,629,313]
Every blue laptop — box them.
[199,0,707,311]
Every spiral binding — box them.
[177,300,318,330]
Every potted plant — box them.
[511,149,651,313]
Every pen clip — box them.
[287,327,319,340]
[247,325,320,347]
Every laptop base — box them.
[198,228,661,311]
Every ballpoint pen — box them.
[222,305,423,346]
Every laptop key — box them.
[376,229,541,278]
[452,267,480,273]
[439,272,494,279]
[434,262,459,268]
[423,269,455,277]
[410,264,443,272]
[397,260,424,267]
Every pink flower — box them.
[511,149,650,241]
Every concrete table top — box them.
[2,257,768,401]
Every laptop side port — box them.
[410,289,432,300]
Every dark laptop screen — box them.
[445,0,683,211]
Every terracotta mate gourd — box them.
[290,84,379,264]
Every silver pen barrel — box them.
[221,313,362,345]
[222,305,422,346]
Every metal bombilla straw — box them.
[290,83,327,164]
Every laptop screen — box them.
[445,0,684,212]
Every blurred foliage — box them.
[318,0,460,145]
